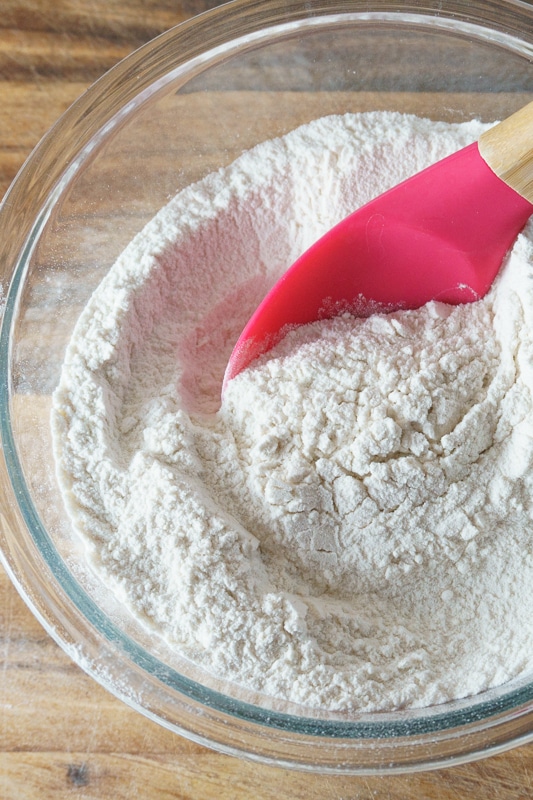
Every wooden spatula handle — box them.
[478,100,533,203]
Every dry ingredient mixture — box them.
[51,112,533,712]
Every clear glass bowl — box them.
[1,0,533,774]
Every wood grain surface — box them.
[2,1,533,798]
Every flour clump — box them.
[51,111,533,712]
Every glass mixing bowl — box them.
[1,0,533,774]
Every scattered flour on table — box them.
[51,111,533,712]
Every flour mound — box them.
[51,112,533,712]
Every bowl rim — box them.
[2,0,533,773]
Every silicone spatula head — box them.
[223,102,533,393]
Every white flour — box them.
[51,112,533,711]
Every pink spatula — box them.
[223,102,533,391]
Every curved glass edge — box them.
[0,0,533,765]
[2,1,533,260]
[0,0,532,311]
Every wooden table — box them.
[2,1,533,797]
